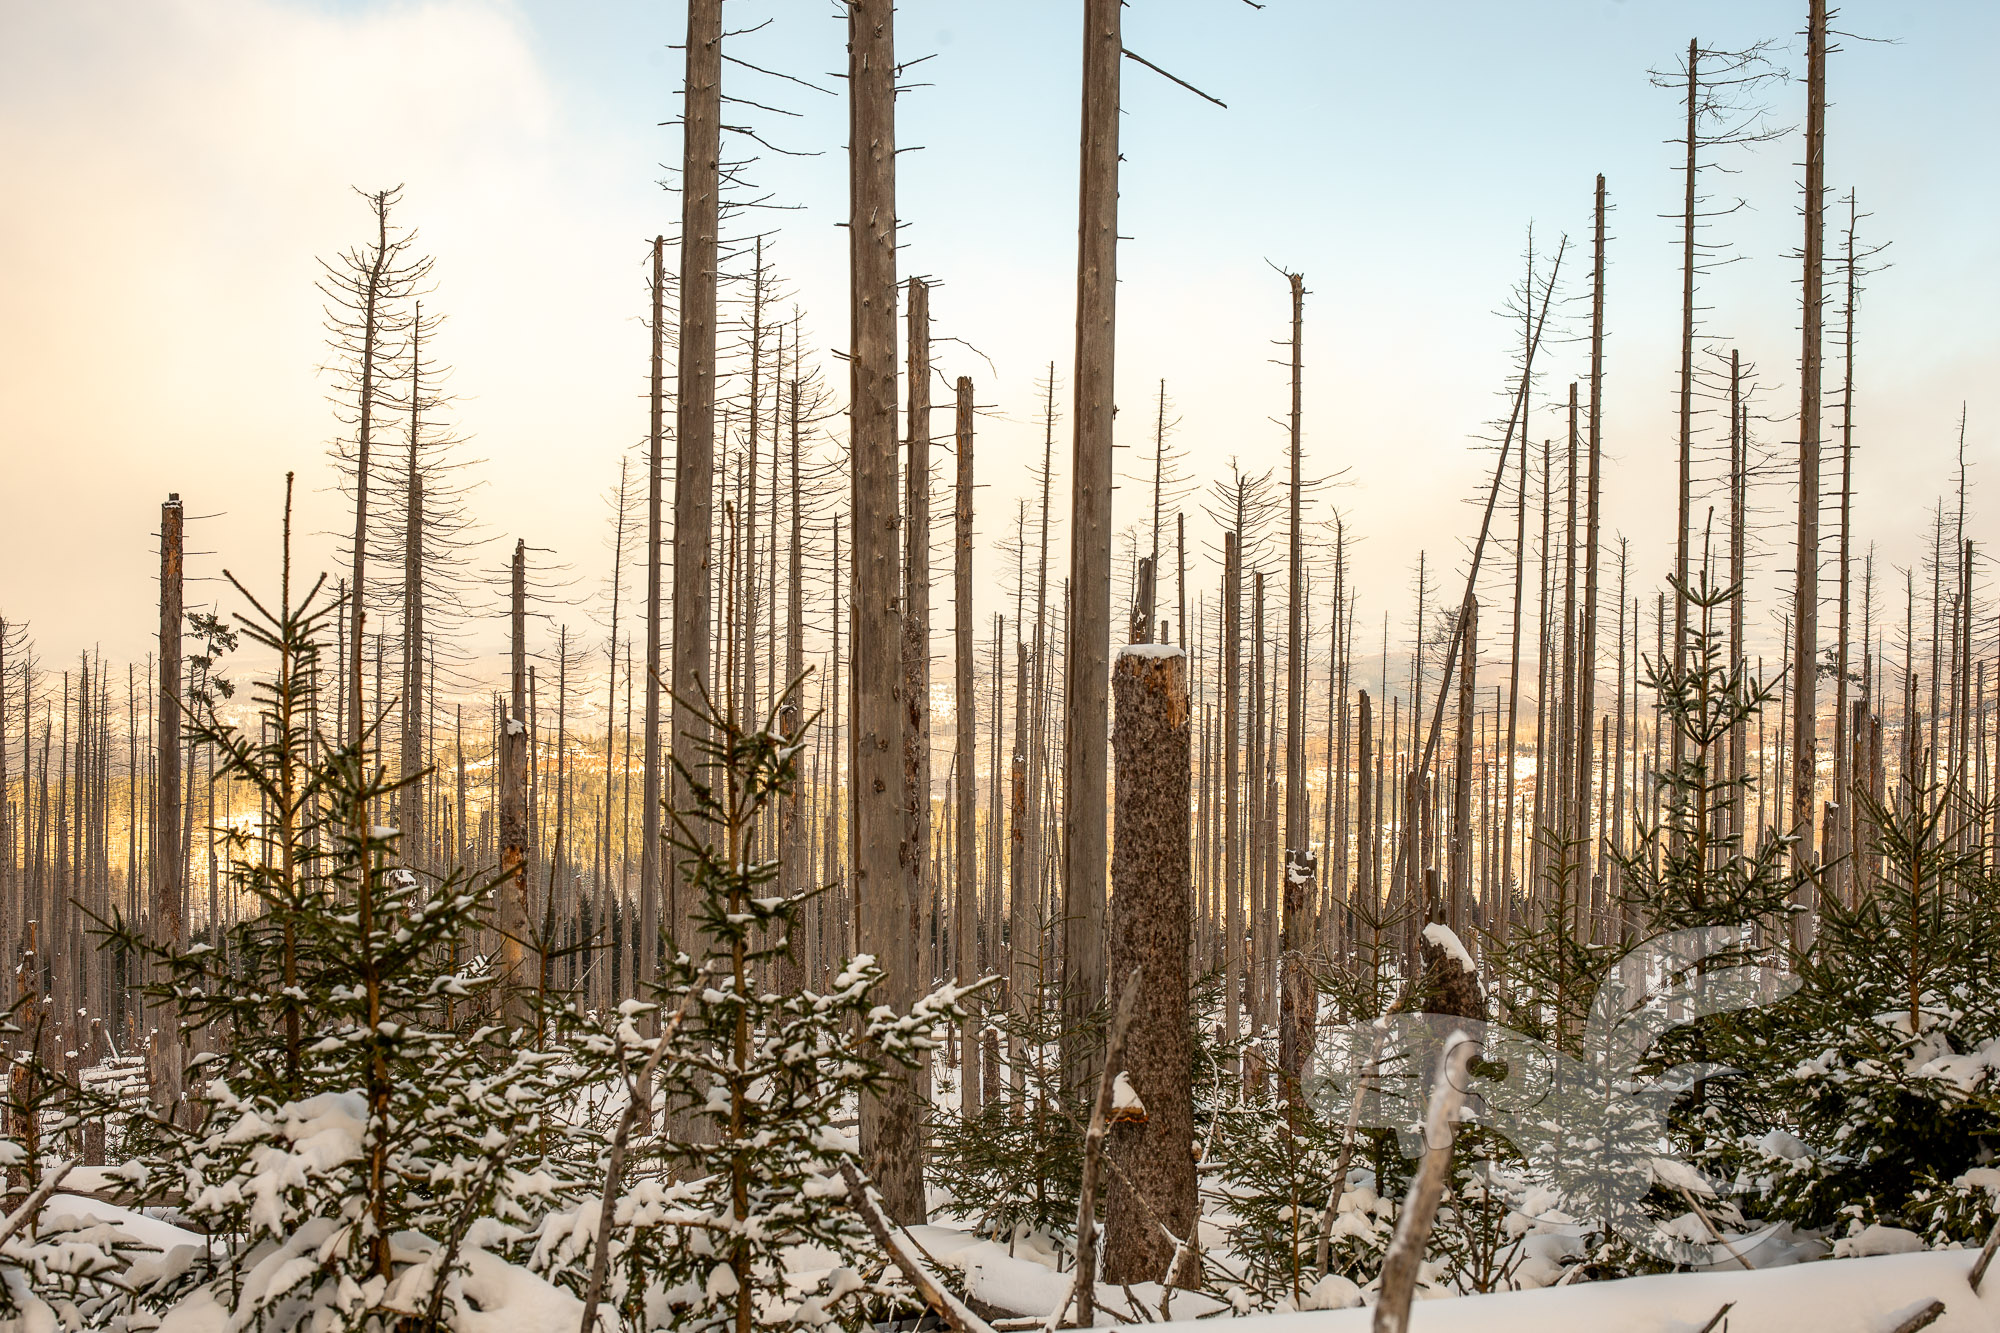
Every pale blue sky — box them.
[2,0,1992,674]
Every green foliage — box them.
[103,565,583,1331]
[539,689,972,1332]
[1715,774,2000,1246]
[929,930,1084,1247]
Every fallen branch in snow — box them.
[1047,968,1143,1332]
[1675,1183,1754,1272]
[578,983,706,1333]
[1971,1216,2000,1292]
[1694,1301,1734,1333]
[1885,1298,1946,1333]
[1372,1031,1478,1333]
[840,1161,996,1333]
[0,1159,74,1251]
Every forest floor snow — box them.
[911,1211,1993,1332]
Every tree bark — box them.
[151,496,184,1119]
[952,376,979,1113]
[670,0,722,955]
[848,0,922,1225]
[1062,0,1121,1093]
[903,276,933,1010]
[1793,0,1828,871]
[1105,646,1197,1287]
[499,540,531,1027]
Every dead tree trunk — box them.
[399,305,426,864]
[902,277,933,1008]
[952,376,979,1114]
[1104,645,1197,1287]
[1222,531,1242,1051]
[1278,269,1315,1102]
[1832,191,1860,903]
[776,374,808,994]
[1577,180,1607,902]
[848,0,922,1225]
[1450,599,1477,932]
[640,234,668,999]
[150,496,184,1119]
[1061,0,1122,1093]
[499,541,531,1028]
[670,0,722,951]
[1792,0,1828,869]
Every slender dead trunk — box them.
[670,0,722,950]
[499,540,531,1027]
[1062,0,1122,1092]
[848,0,922,1224]
[1450,600,1477,933]
[903,277,933,1007]
[399,305,426,863]
[1833,191,1859,901]
[1278,269,1314,1101]
[953,377,979,1113]
[1222,530,1242,1051]
[151,496,184,1120]
[1577,176,1606,904]
[640,234,668,998]
[1792,0,1828,868]
[1674,39,1699,762]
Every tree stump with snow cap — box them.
[1104,645,1199,1287]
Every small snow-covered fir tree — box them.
[105,558,584,1331]
[1721,771,2000,1248]
[929,926,1085,1249]
[537,689,972,1332]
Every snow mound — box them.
[1160,1250,1996,1331]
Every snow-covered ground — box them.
[1179,1249,1995,1332]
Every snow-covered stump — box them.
[1104,644,1199,1288]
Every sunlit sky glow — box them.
[3,0,1993,688]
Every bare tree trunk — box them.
[903,277,933,1010]
[1792,0,1828,874]
[1730,354,1747,845]
[952,376,979,1113]
[1577,177,1606,906]
[1450,599,1477,933]
[640,235,668,1001]
[150,497,184,1120]
[1062,0,1122,1093]
[848,0,922,1224]
[1357,689,1374,920]
[499,541,531,1027]
[1674,39,1699,772]
[1104,646,1197,1287]
[1832,191,1859,904]
[347,201,391,753]
[1278,269,1314,1103]
[1009,639,1030,1098]
[400,304,426,865]
[775,373,808,996]
[1223,530,1242,1053]
[670,0,722,954]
